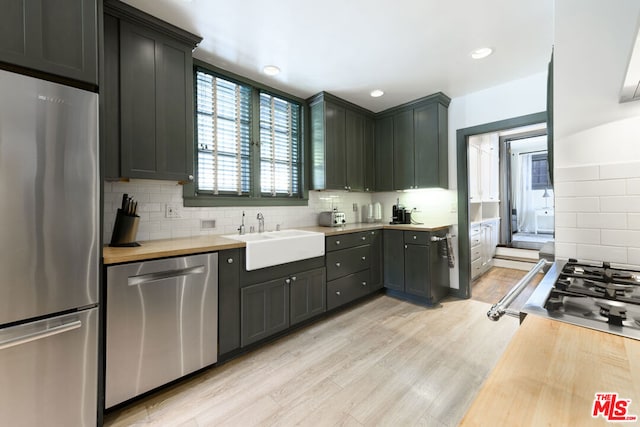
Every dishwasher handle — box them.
[128,265,206,286]
[0,320,82,351]
[487,259,550,321]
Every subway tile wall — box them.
[103,179,374,242]
[555,161,640,265]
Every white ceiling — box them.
[121,0,554,113]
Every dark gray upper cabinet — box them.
[0,0,97,86]
[414,102,449,188]
[374,116,394,191]
[309,92,375,192]
[393,110,415,190]
[103,1,201,181]
[363,116,375,192]
[377,93,450,190]
[345,109,364,191]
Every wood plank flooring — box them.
[104,295,519,427]
[471,267,543,312]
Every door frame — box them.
[455,112,547,299]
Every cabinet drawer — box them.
[470,234,482,247]
[471,245,482,262]
[327,270,370,310]
[471,258,483,279]
[326,245,370,281]
[326,231,372,251]
[470,224,481,237]
[403,231,430,245]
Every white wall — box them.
[554,0,640,264]
[446,72,548,288]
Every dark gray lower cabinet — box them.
[290,268,326,326]
[404,243,429,298]
[383,230,404,291]
[218,249,241,357]
[383,229,450,305]
[241,278,289,347]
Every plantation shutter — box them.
[259,92,300,196]
[195,71,251,195]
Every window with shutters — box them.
[186,65,305,206]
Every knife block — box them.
[109,209,141,247]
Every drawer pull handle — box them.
[361,256,366,261]
[335,240,341,245]
[336,262,341,267]
[128,265,206,286]
[336,291,341,296]
[371,231,375,235]
[227,258,234,264]
[361,236,366,241]
[413,235,417,240]
[361,281,367,287]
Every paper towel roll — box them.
[373,202,382,221]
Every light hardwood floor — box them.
[471,267,543,312]
[104,295,519,427]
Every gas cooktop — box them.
[522,259,640,340]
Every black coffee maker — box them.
[391,199,412,224]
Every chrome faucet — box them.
[238,211,246,235]
[257,212,265,233]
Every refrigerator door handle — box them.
[0,320,82,351]
[128,265,206,286]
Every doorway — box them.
[456,112,548,300]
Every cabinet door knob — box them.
[361,236,366,241]
[285,278,291,284]
[291,276,297,281]
[404,245,408,249]
[361,281,367,287]
[371,231,375,235]
[413,235,417,240]
[227,258,234,264]
[335,262,341,267]
[188,174,194,181]
[345,186,349,190]
[335,240,341,245]
[336,291,341,296]
[361,256,366,261]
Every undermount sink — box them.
[223,229,325,270]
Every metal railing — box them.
[487,259,550,321]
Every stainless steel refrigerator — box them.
[0,69,99,426]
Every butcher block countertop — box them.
[103,235,245,265]
[460,315,640,426]
[103,223,451,265]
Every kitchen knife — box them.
[121,193,128,211]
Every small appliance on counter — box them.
[391,199,412,224]
[362,202,384,223]
[318,209,346,227]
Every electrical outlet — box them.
[201,219,216,229]
[165,204,181,218]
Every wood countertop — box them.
[460,315,640,426]
[103,235,245,265]
[103,223,452,265]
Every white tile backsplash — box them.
[555,161,640,265]
[104,180,455,243]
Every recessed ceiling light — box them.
[263,65,280,76]
[470,47,493,59]
[370,89,384,98]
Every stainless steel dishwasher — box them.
[106,253,218,408]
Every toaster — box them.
[318,211,346,227]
